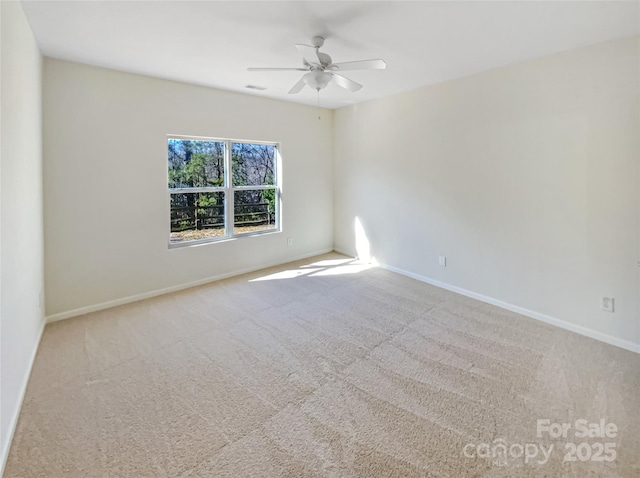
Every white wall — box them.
[334,37,640,351]
[0,0,45,471]
[44,59,333,318]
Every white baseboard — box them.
[1,318,46,476]
[379,263,640,355]
[333,247,355,258]
[47,248,334,323]
[46,245,640,349]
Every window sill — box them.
[168,228,281,249]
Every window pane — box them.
[234,189,276,234]
[168,139,225,189]
[231,143,276,186]
[170,192,225,244]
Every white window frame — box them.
[168,134,281,248]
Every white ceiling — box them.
[21,1,640,109]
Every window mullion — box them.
[225,140,234,237]
[169,187,223,194]
[232,185,276,191]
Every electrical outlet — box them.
[601,297,614,313]
[287,237,293,246]
[438,256,446,267]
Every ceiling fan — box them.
[248,36,386,94]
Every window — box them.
[168,136,280,246]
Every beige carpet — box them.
[5,253,640,477]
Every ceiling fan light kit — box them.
[304,70,332,90]
[248,36,386,94]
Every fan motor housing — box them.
[317,52,332,67]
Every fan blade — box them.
[288,77,306,94]
[247,67,309,71]
[331,59,386,71]
[295,44,321,65]
[331,73,363,92]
